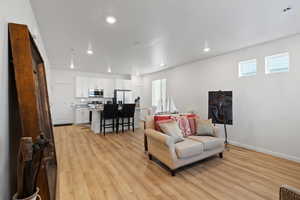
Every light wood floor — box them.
[54,125,300,200]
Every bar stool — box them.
[117,104,136,133]
[100,104,118,135]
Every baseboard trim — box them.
[229,140,300,164]
[54,123,73,127]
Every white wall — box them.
[142,34,300,162]
[0,0,51,198]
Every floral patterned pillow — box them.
[171,116,192,137]
[180,114,200,135]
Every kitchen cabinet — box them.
[76,76,133,98]
[76,76,89,98]
[75,108,90,124]
[115,79,124,90]
[76,76,104,98]
[103,79,115,97]
[115,79,132,90]
[123,80,132,90]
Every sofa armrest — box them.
[280,185,300,200]
[145,129,174,148]
[145,129,178,168]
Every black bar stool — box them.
[117,104,136,133]
[100,104,118,135]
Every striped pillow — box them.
[181,114,200,135]
[188,118,197,135]
[171,116,192,137]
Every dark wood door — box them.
[8,23,57,200]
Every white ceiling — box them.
[30,0,300,75]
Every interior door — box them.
[52,83,74,125]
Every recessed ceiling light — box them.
[86,42,93,55]
[203,40,211,52]
[106,16,117,24]
[160,62,166,67]
[86,49,93,55]
[203,47,211,52]
[70,49,75,69]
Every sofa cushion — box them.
[175,139,204,159]
[159,120,184,143]
[188,136,224,151]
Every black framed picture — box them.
[208,91,233,125]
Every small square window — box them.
[239,59,257,77]
[265,52,289,74]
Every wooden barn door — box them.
[8,23,57,200]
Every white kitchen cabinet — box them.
[88,77,101,90]
[115,79,124,90]
[115,79,132,90]
[76,77,134,98]
[76,76,106,98]
[87,78,95,91]
[76,76,89,98]
[123,79,132,90]
[96,78,103,89]
[75,108,90,124]
[103,79,115,97]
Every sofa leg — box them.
[219,152,223,159]
[171,170,176,176]
[148,154,153,160]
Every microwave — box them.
[89,89,104,98]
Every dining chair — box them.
[100,104,118,135]
[117,104,136,133]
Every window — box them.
[239,59,257,77]
[152,79,167,112]
[265,52,289,74]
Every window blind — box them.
[239,59,257,77]
[265,52,289,74]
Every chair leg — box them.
[122,118,124,132]
[103,120,106,136]
[100,117,102,133]
[116,118,119,133]
[112,119,115,133]
[128,117,130,131]
[148,154,153,160]
[132,117,135,132]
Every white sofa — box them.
[145,116,225,176]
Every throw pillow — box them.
[196,119,214,136]
[156,119,173,130]
[154,115,171,131]
[171,116,192,137]
[159,120,184,143]
[187,118,197,135]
